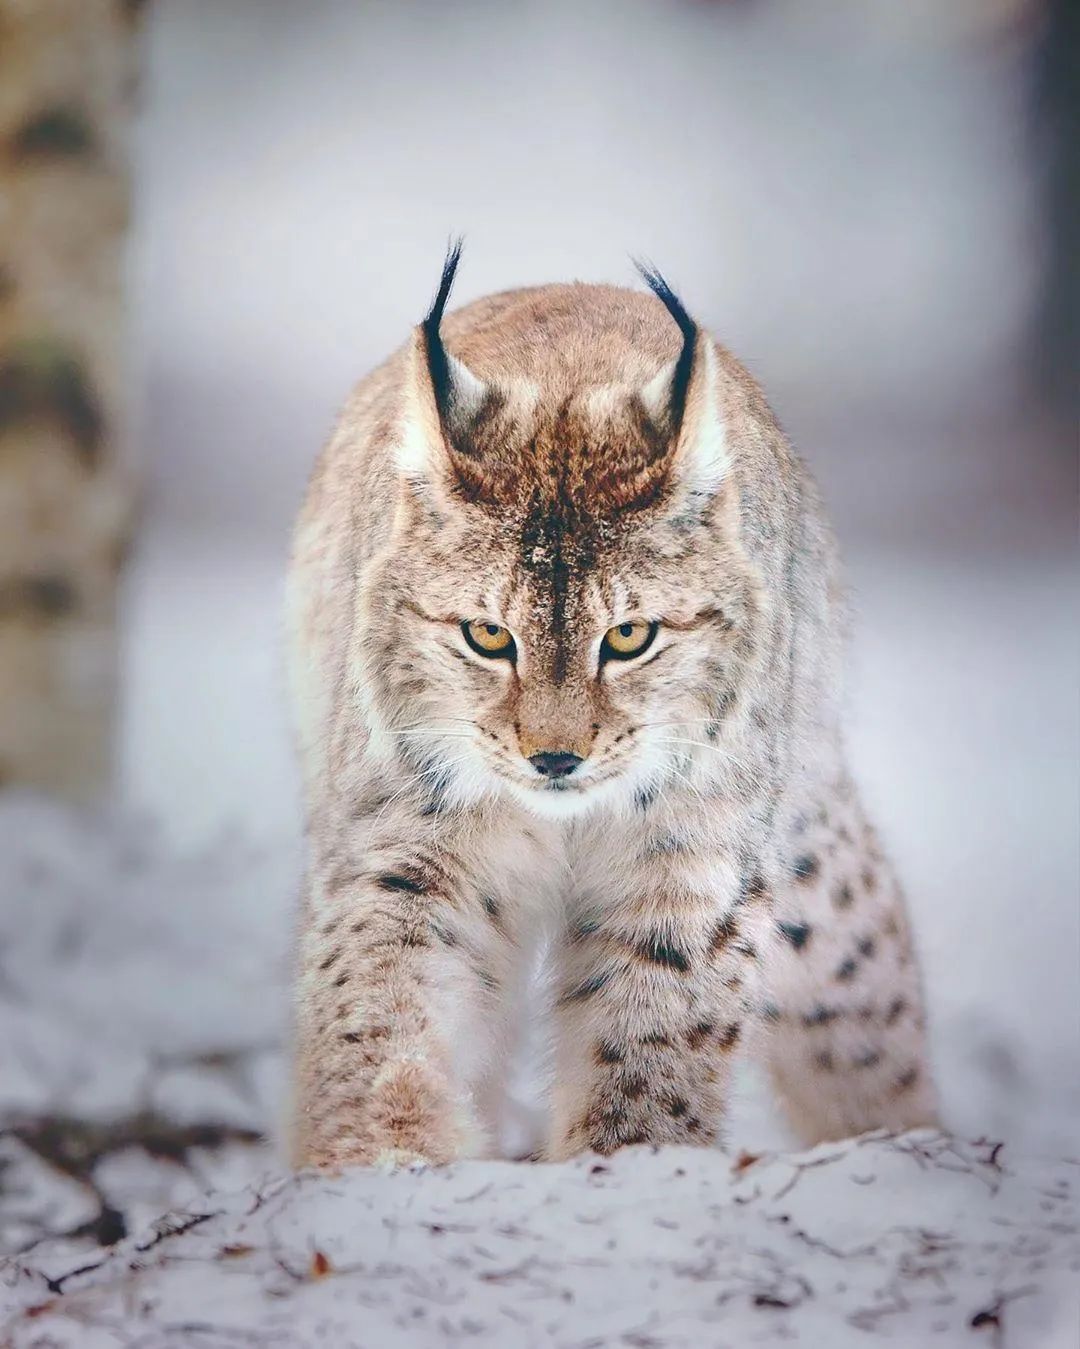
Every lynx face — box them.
[361,389,760,821]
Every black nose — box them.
[529,750,583,780]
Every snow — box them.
[3,1135,1078,1347]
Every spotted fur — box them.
[287,255,937,1167]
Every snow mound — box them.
[3,1132,1077,1347]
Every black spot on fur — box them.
[857,936,877,959]
[709,914,740,955]
[570,915,601,942]
[761,1003,782,1023]
[894,1066,920,1094]
[416,760,456,806]
[641,1030,671,1047]
[561,971,611,1004]
[685,1021,714,1050]
[740,873,770,904]
[666,1095,689,1118]
[884,996,908,1026]
[718,1022,742,1049]
[634,783,660,813]
[430,921,457,947]
[833,882,854,910]
[835,956,858,982]
[482,894,501,922]
[801,1005,841,1028]
[777,920,811,951]
[377,872,426,894]
[792,855,819,882]
[853,1048,882,1069]
[595,1041,624,1064]
[636,934,690,972]
[317,951,341,972]
[615,1129,652,1147]
[815,1049,835,1071]
[620,1075,647,1100]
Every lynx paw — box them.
[373,1148,433,1173]
[361,1058,459,1165]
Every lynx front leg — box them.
[292,834,517,1170]
[762,779,939,1144]
[547,841,769,1159]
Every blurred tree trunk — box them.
[0,0,140,800]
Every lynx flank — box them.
[287,247,937,1167]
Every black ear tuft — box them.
[422,236,465,419]
[632,260,696,345]
[632,259,698,434]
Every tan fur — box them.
[286,280,937,1167]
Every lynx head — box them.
[362,243,764,819]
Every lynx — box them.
[287,245,937,1167]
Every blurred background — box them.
[1,0,1076,1254]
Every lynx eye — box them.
[601,620,658,662]
[462,619,516,659]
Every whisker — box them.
[398,730,478,741]
[653,736,739,756]
[651,736,768,794]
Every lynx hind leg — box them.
[761,785,939,1145]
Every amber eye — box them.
[601,620,658,662]
[462,620,516,659]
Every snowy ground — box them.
[3,1134,1079,1348]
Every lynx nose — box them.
[528,750,583,780]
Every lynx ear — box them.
[396,238,489,484]
[635,264,728,503]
